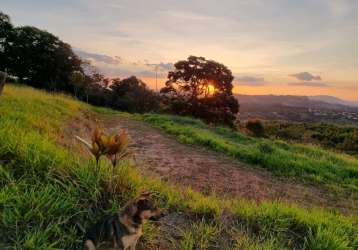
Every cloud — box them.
[234,75,266,86]
[287,82,330,87]
[290,72,322,81]
[75,49,174,78]
[75,49,122,65]
[76,48,173,69]
[145,62,174,71]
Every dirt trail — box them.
[99,115,356,213]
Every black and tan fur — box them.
[84,192,164,250]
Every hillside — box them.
[1,85,357,249]
[236,94,358,124]
[308,96,358,108]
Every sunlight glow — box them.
[207,84,216,95]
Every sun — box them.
[207,84,216,95]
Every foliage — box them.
[76,126,129,173]
[0,12,13,71]
[161,56,239,127]
[135,113,358,193]
[264,121,358,155]
[246,118,266,137]
[0,85,357,249]
[0,14,82,91]
[110,76,160,113]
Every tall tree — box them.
[161,56,239,126]
[1,20,82,92]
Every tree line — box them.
[0,12,239,127]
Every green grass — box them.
[1,85,357,249]
[134,113,358,193]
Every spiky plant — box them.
[75,127,129,174]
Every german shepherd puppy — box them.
[84,192,164,250]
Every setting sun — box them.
[207,84,216,95]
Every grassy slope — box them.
[0,85,357,249]
[135,114,358,194]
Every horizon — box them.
[2,0,358,101]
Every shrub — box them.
[259,142,274,154]
[246,119,265,137]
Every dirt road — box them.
[102,116,354,213]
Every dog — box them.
[84,192,165,250]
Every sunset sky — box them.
[2,0,358,100]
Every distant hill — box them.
[235,94,358,124]
[308,95,358,107]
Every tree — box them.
[1,21,82,92]
[0,12,14,72]
[110,76,160,113]
[161,56,239,126]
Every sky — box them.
[2,0,358,101]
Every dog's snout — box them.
[149,209,167,221]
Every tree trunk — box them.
[0,81,4,96]
[0,71,7,96]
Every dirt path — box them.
[99,115,356,213]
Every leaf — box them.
[74,136,92,151]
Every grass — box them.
[0,84,357,249]
[133,113,358,193]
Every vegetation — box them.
[245,119,266,137]
[161,56,239,127]
[135,113,358,193]
[0,71,6,95]
[0,13,82,91]
[110,76,160,113]
[264,121,358,156]
[1,85,357,249]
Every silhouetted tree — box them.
[161,56,239,126]
[84,72,111,106]
[110,76,160,113]
[1,13,82,92]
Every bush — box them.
[259,142,274,154]
[246,119,265,137]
